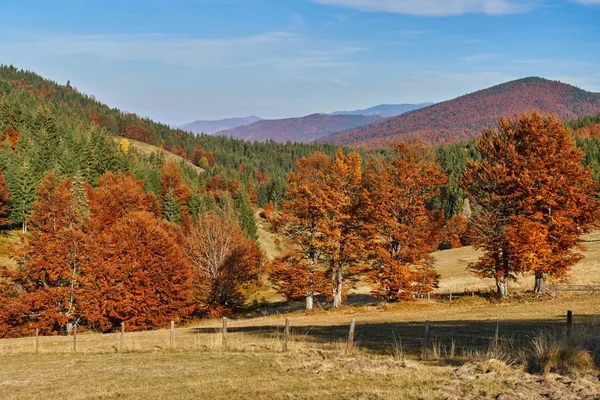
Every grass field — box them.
[3,228,600,398]
[1,295,600,399]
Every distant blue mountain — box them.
[332,103,434,118]
[179,116,262,134]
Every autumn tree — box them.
[81,211,193,331]
[272,152,330,310]
[270,251,327,302]
[363,143,446,301]
[321,149,365,308]
[0,169,11,228]
[11,173,85,334]
[161,162,192,227]
[186,212,262,314]
[86,171,159,233]
[462,111,600,296]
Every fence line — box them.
[0,311,582,357]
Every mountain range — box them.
[321,77,600,147]
[215,114,383,143]
[179,116,262,134]
[179,103,431,141]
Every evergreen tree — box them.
[163,191,182,224]
[234,189,258,240]
[11,164,37,233]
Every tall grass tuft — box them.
[526,327,597,376]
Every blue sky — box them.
[1,0,599,124]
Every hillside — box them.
[322,77,600,147]
[115,136,204,175]
[179,116,262,135]
[332,102,434,118]
[215,113,383,143]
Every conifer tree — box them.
[234,189,258,240]
[11,164,37,233]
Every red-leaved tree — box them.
[363,143,446,301]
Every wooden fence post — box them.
[170,321,174,348]
[427,292,431,301]
[449,294,453,303]
[494,321,499,350]
[35,328,39,354]
[283,318,290,352]
[222,317,228,350]
[346,318,356,354]
[423,320,430,359]
[120,322,125,349]
[567,310,573,337]
[73,325,77,353]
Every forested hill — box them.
[0,65,343,214]
[215,113,383,143]
[322,77,600,147]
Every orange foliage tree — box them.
[10,173,85,334]
[462,112,600,296]
[0,169,11,227]
[80,172,192,331]
[321,149,365,308]
[363,143,446,301]
[271,152,331,310]
[186,212,262,315]
[81,211,193,331]
[161,162,192,228]
[270,251,328,302]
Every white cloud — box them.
[311,0,535,16]
[571,0,600,4]
[0,30,363,72]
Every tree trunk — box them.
[332,268,343,308]
[496,279,508,298]
[306,290,313,311]
[497,246,510,298]
[534,272,546,293]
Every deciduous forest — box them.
[2,65,600,338]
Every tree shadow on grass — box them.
[190,313,600,356]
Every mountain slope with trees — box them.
[215,114,383,143]
[322,77,600,147]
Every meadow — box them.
[2,229,600,399]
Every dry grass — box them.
[2,293,600,398]
[432,231,600,294]
[527,327,597,376]
[0,230,20,269]
[0,350,456,400]
[115,136,204,175]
